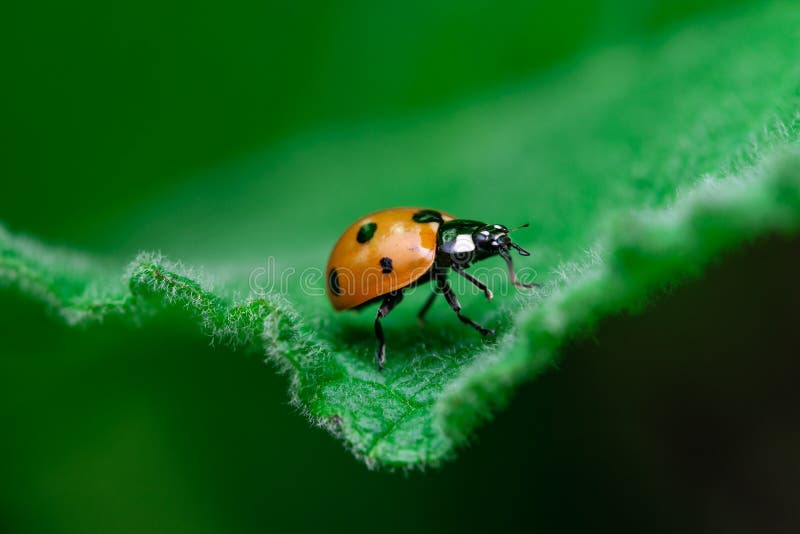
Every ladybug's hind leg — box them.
[436,276,495,337]
[417,290,438,326]
[374,290,404,371]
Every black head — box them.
[472,223,531,257]
[438,220,530,259]
[437,219,538,288]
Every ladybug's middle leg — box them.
[374,290,404,371]
[436,276,495,337]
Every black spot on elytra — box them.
[356,222,377,243]
[328,268,342,295]
[380,257,393,274]
[412,209,443,224]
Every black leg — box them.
[436,277,495,337]
[374,291,404,370]
[417,290,438,326]
[500,250,541,289]
[452,264,493,301]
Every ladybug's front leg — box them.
[436,276,495,337]
[374,290,404,371]
[452,264,493,301]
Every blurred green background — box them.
[2,1,799,533]
[1,0,750,246]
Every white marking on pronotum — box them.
[453,234,476,254]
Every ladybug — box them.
[326,207,539,370]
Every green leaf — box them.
[3,3,800,469]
